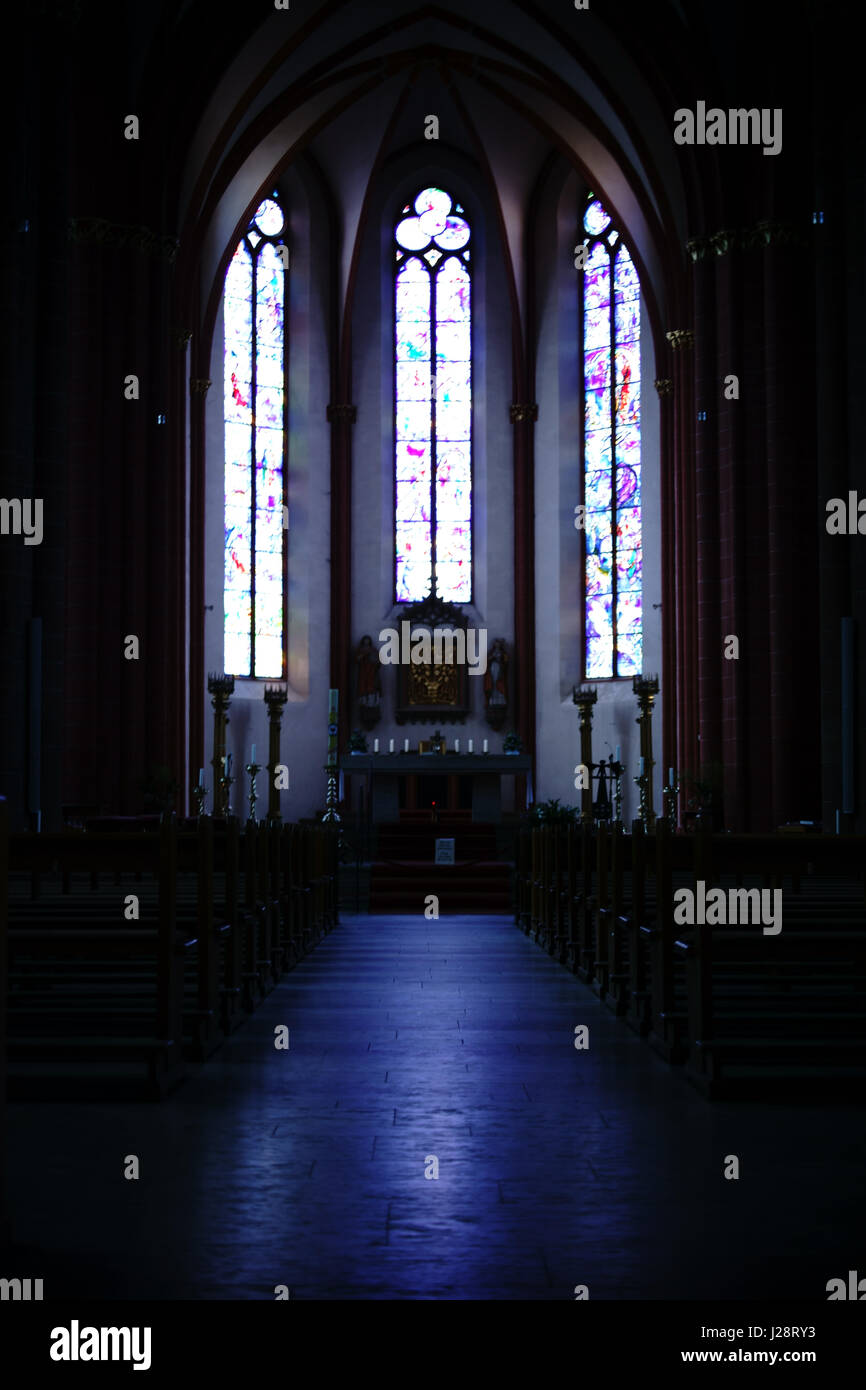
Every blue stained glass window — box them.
[581,194,642,678]
[395,187,472,602]
[224,194,287,678]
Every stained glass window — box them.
[224,194,287,678]
[581,195,642,678]
[395,187,472,602]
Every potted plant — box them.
[140,764,178,819]
[503,730,523,754]
[681,763,723,831]
[527,797,579,825]
[348,730,368,754]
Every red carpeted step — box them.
[368,855,512,913]
[368,821,512,913]
[375,824,498,859]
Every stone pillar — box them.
[511,402,538,768]
[667,329,699,788]
[327,403,355,758]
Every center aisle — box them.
[9,913,865,1299]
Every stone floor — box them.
[6,913,866,1299]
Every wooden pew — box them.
[0,799,8,1243]
[7,816,187,1098]
[598,823,630,1013]
[624,820,652,1033]
[4,814,339,1102]
[675,921,866,1097]
[517,816,866,1097]
[11,817,237,1064]
[673,831,866,1096]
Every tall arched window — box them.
[223,193,287,678]
[394,187,472,603]
[581,194,642,678]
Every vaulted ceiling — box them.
[71,0,804,374]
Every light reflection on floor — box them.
[7,914,866,1299]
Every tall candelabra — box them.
[572,685,598,823]
[322,687,341,824]
[264,684,288,821]
[218,755,235,819]
[208,672,235,818]
[632,674,660,828]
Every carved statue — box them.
[355,634,381,728]
[484,638,509,730]
[484,638,508,707]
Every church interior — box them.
[1,0,865,1313]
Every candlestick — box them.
[613,757,623,826]
[663,770,680,834]
[191,777,207,818]
[217,764,235,818]
[323,689,341,822]
[633,769,650,829]
[245,760,260,823]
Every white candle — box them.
[389,739,394,753]
[198,768,204,787]
[615,745,621,763]
[639,757,644,775]
[223,755,228,774]
[454,738,460,753]
[468,739,474,753]
[227,752,232,773]
[668,767,674,785]
[328,688,339,714]
[404,738,409,753]
[483,738,488,753]
[251,743,256,765]
[373,738,379,753]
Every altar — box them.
[339,753,533,823]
